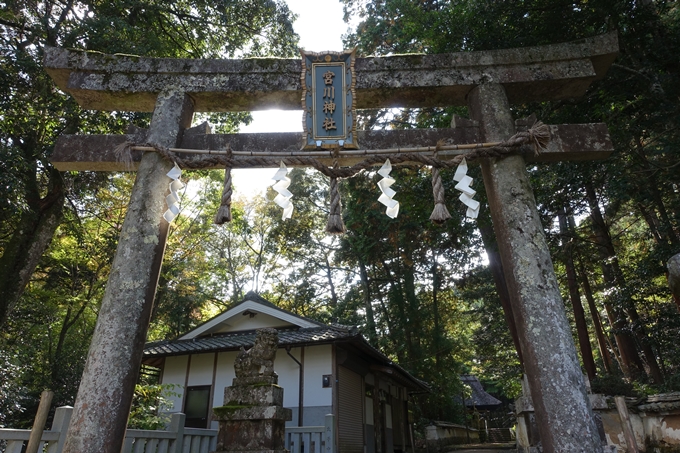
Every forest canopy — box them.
[1,0,679,430]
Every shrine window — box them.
[184,385,211,428]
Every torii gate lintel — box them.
[50,122,612,171]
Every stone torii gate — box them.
[44,33,617,453]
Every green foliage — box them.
[0,351,27,427]
[0,172,132,426]
[3,0,680,432]
[591,374,638,397]
[0,0,300,326]
[128,384,180,430]
[333,167,483,420]
[460,266,523,399]
[0,0,299,427]
[337,0,680,418]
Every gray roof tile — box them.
[143,326,355,358]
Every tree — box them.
[341,0,680,392]
[0,0,299,427]
[0,0,299,326]
[0,173,132,426]
[334,166,482,420]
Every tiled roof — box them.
[178,291,326,339]
[637,392,680,413]
[144,324,429,392]
[460,375,502,409]
[144,325,356,358]
[143,293,429,392]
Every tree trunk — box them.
[584,182,646,379]
[667,253,680,311]
[478,216,525,367]
[585,182,664,383]
[576,258,614,374]
[381,260,413,361]
[558,209,597,381]
[634,138,680,248]
[324,256,339,310]
[431,259,443,369]
[359,261,378,344]
[402,262,423,358]
[0,167,65,327]
[636,202,664,245]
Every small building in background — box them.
[142,292,429,453]
[460,375,502,411]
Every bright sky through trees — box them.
[233,0,347,196]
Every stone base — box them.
[224,384,284,407]
[213,404,292,421]
[215,419,288,452]
[232,375,278,387]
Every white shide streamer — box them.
[271,161,294,220]
[163,163,184,223]
[453,158,480,219]
[377,159,399,219]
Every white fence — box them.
[0,407,215,453]
[285,414,335,453]
[0,406,72,453]
[0,407,336,453]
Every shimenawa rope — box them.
[116,121,550,229]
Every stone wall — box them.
[602,394,680,452]
[516,391,680,453]
[425,422,479,452]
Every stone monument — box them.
[213,328,292,453]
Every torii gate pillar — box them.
[63,91,194,453]
[469,83,602,452]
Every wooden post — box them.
[468,82,603,452]
[26,390,54,453]
[324,414,335,453]
[373,377,383,453]
[63,91,194,453]
[614,396,639,453]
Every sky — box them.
[240,0,348,134]
[231,0,349,196]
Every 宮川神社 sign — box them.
[301,49,357,149]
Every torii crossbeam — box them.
[45,33,618,453]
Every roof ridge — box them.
[238,292,327,327]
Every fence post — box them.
[614,396,640,453]
[121,435,134,453]
[210,428,217,452]
[168,413,186,453]
[46,406,73,453]
[324,414,335,453]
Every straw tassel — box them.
[214,147,233,224]
[113,141,134,171]
[326,155,346,234]
[528,121,550,156]
[429,143,451,224]
[429,165,451,224]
